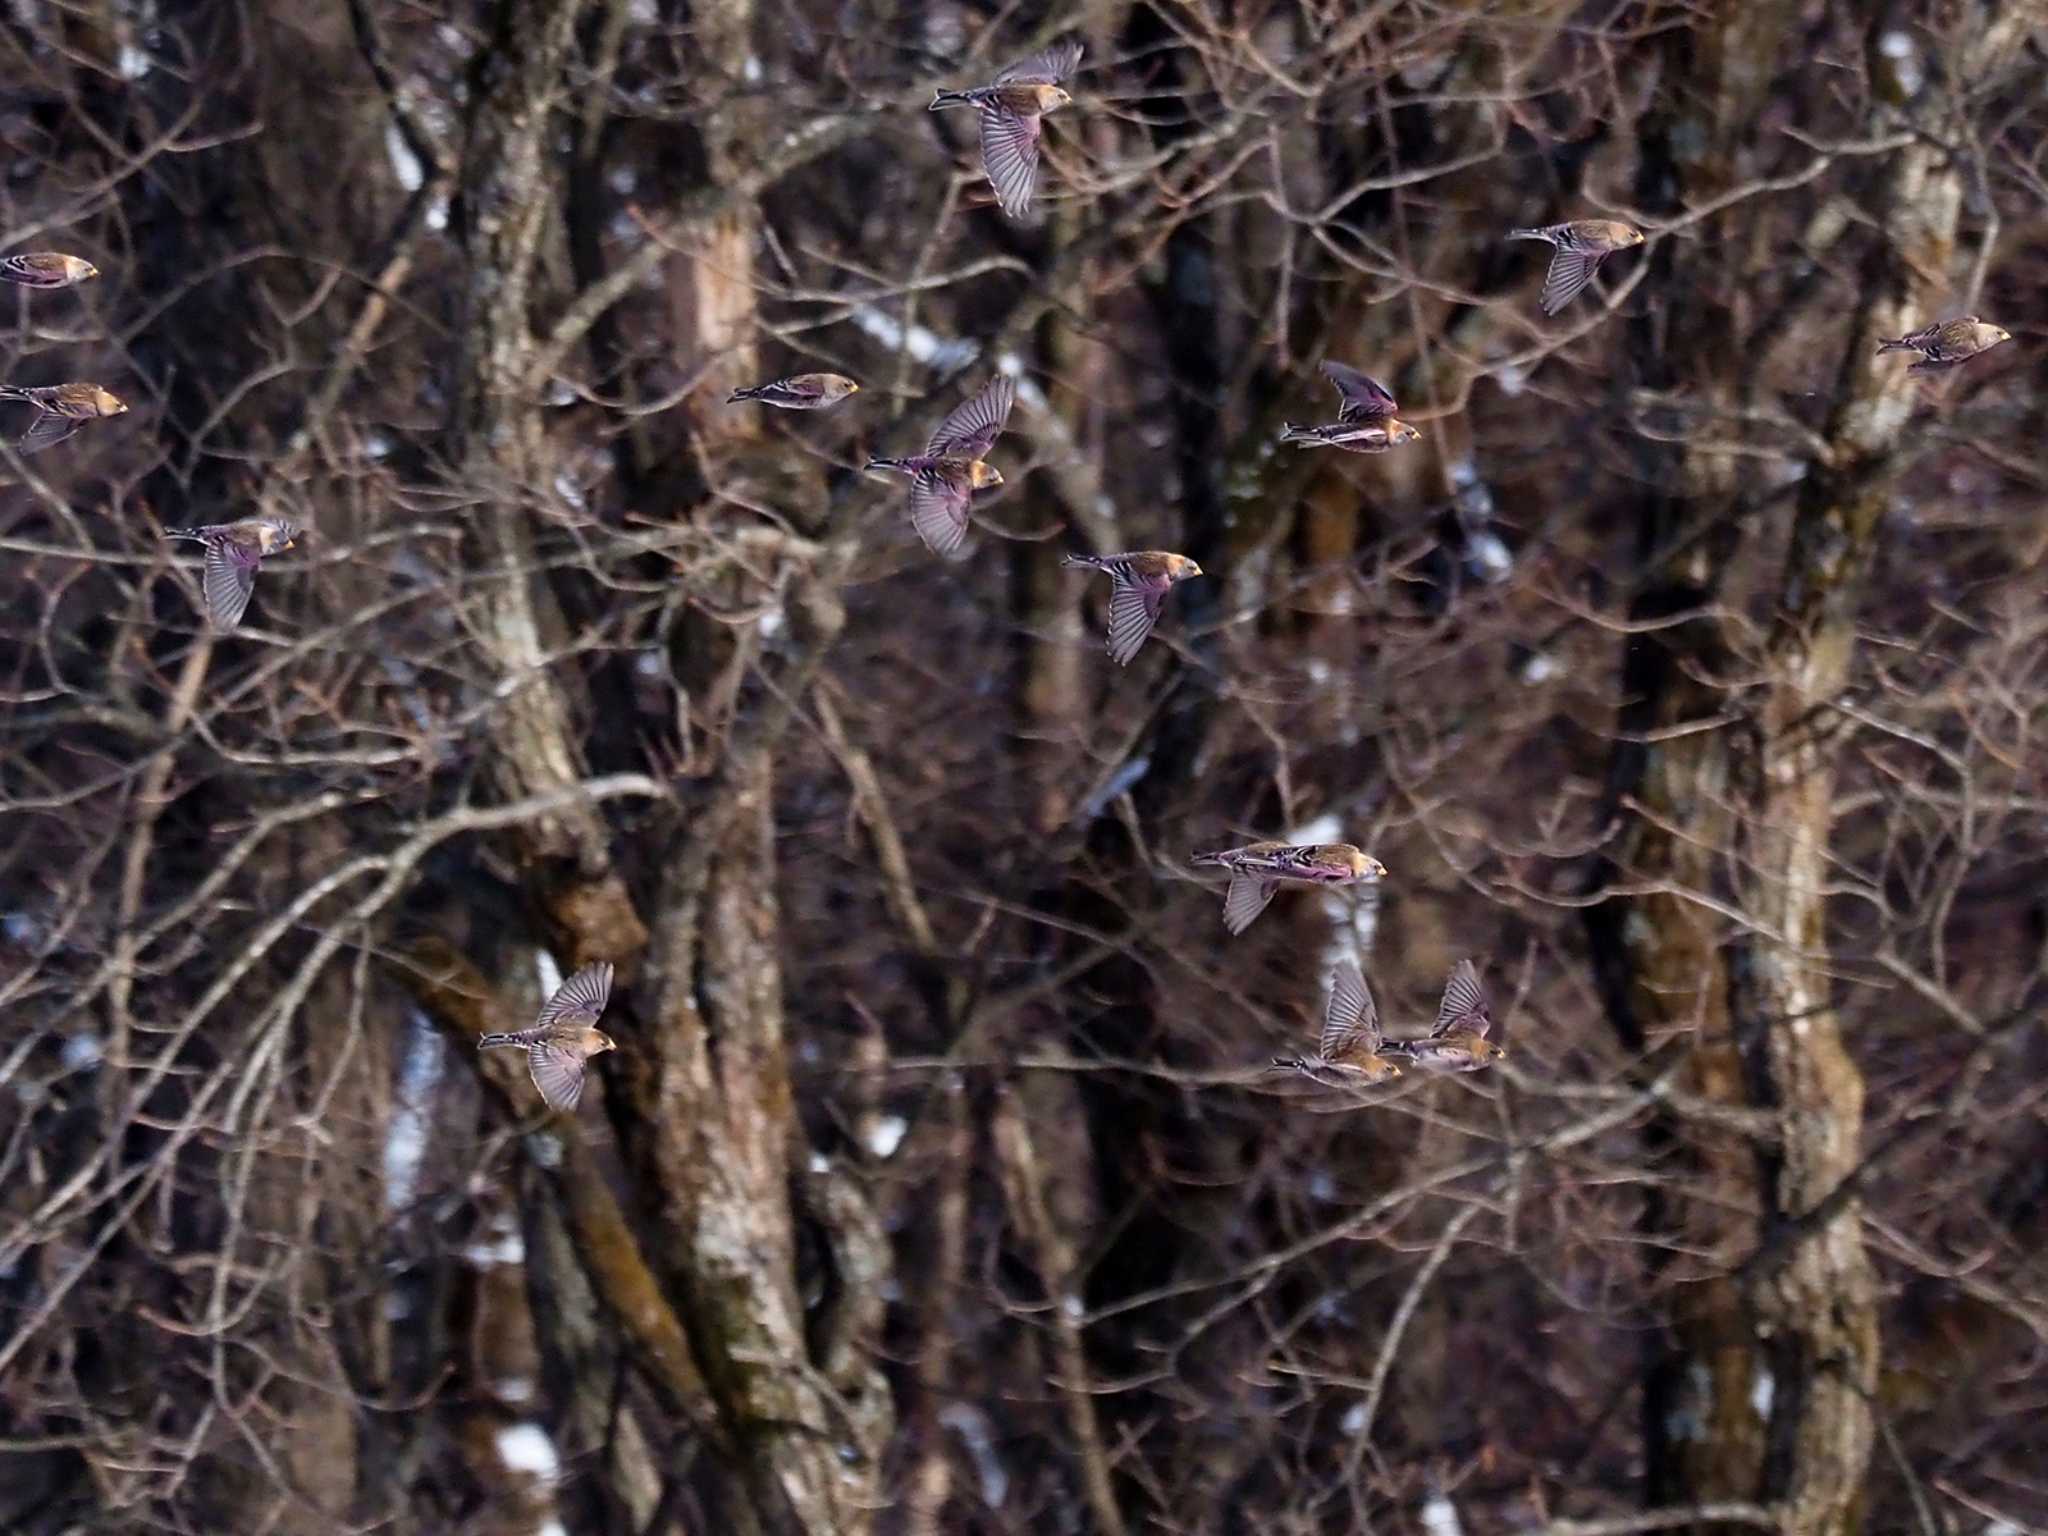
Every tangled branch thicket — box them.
[3,1,2045,1532]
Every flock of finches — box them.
[1,41,2018,1113]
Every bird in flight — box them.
[162,517,300,632]
[1061,550,1203,665]
[1279,361,1422,453]
[478,961,618,1114]
[727,373,861,409]
[1876,317,2012,373]
[0,381,128,454]
[0,252,99,289]
[1270,961,1402,1086]
[1189,842,1387,936]
[1507,220,1646,315]
[865,374,1015,558]
[1386,960,1506,1073]
[929,40,1083,219]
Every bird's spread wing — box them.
[1104,573,1165,666]
[1222,874,1277,935]
[926,374,1016,459]
[995,40,1083,84]
[909,468,974,558]
[527,1041,589,1113]
[1321,361,1396,423]
[1435,960,1491,1039]
[204,539,261,631]
[537,960,613,1031]
[1540,250,1604,316]
[16,411,85,454]
[1320,962,1378,1059]
[977,105,1045,219]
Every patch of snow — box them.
[1467,530,1513,583]
[60,1034,103,1072]
[535,950,564,1000]
[939,1403,1008,1508]
[385,124,424,192]
[384,1011,446,1212]
[865,1115,908,1160]
[1307,1170,1337,1202]
[1517,650,1559,685]
[1341,1401,1370,1434]
[118,45,151,80]
[743,55,763,83]
[1496,363,1527,397]
[2,912,42,948]
[1420,1491,1464,1536]
[496,1423,560,1482]
[498,1376,534,1404]
[1081,755,1151,821]
[809,1152,831,1174]
[1751,1369,1774,1418]
[758,606,785,640]
[1287,813,1343,845]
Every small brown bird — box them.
[1508,220,1646,315]
[929,40,1083,219]
[163,517,300,632]
[1271,961,1403,1085]
[0,381,128,454]
[865,374,1015,558]
[0,252,99,289]
[1387,960,1506,1073]
[477,961,617,1114]
[727,373,861,409]
[1189,841,1388,936]
[1061,550,1203,666]
[1876,317,2012,373]
[1278,361,1423,452]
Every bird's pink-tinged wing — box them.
[1321,361,1397,423]
[1222,874,1277,935]
[908,468,973,558]
[16,411,85,455]
[537,961,614,1032]
[203,539,261,631]
[1320,961,1379,1059]
[1434,959,1492,1039]
[926,374,1017,459]
[1539,249,1604,316]
[1104,573,1166,666]
[977,105,1045,219]
[995,40,1083,84]
[527,1041,589,1112]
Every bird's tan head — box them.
[1481,1041,1507,1064]
[1993,326,2013,342]
[593,1031,618,1055]
[971,461,1005,489]
[1625,226,1647,246]
[1169,554,1203,581]
[67,256,100,283]
[1391,420,1422,444]
[824,376,860,401]
[94,389,129,417]
[1038,84,1073,112]
[1348,850,1388,881]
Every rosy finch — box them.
[1189,841,1387,936]
[1270,961,1402,1085]
[929,40,1082,219]
[727,372,861,409]
[0,252,99,289]
[1507,220,1646,315]
[1876,317,2012,373]
[1061,550,1203,666]
[162,517,299,632]
[1278,360,1422,453]
[477,961,618,1114]
[1386,960,1506,1073]
[865,374,1015,558]
[0,381,128,454]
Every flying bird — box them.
[1507,220,1646,315]
[1061,550,1203,666]
[477,961,618,1114]
[162,517,300,632]
[1270,961,1402,1085]
[864,374,1015,558]
[1189,841,1387,936]
[929,40,1082,219]
[0,252,99,289]
[1386,960,1505,1073]
[1876,317,2012,373]
[1279,361,1423,452]
[727,372,861,409]
[0,381,128,454]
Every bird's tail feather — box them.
[1506,227,1548,242]
[0,386,29,401]
[865,456,908,472]
[1874,338,1911,354]
[1059,554,1100,570]
[477,1032,528,1050]
[727,386,764,402]
[162,527,206,541]
[1189,850,1228,867]
[928,89,973,111]
[1269,1056,1309,1074]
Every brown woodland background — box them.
[3,0,2048,1532]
